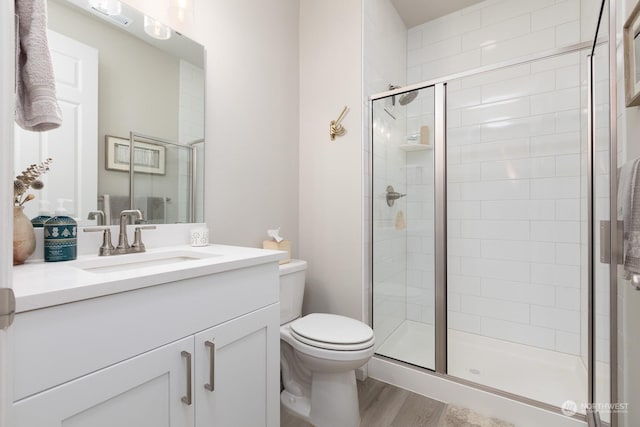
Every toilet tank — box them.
[279,259,307,325]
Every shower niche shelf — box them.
[399,144,432,152]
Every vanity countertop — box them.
[13,244,286,313]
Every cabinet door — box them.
[13,337,194,427]
[195,304,280,427]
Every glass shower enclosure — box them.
[370,40,611,421]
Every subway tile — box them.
[530,221,580,243]
[530,241,556,264]
[481,200,554,220]
[460,97,530,126]
[480,0,555,27]
[481,240,531,262]
[460,63,530,89]
[530,52,580,73]
[481,279,530,303]
[461,294,530,323]
[481,71,555,104]
[449,274,482,296]
[461,220,530,240]
[528,283,557,306]
[462,14,531,51]
[449,238,482,257]
[420,36,463,65]
[481,317,555,350]
[449,200,482,219]
[530,176,580,199]
[421,49,482,81]
[555,109,581,133]
[449,163,482,182]
[418,10,483,44]
[449,311,482,334]
[530,132,580,157]
[460,179,530,200]
[555,330,581,355]
[555,242,581,265]
[555,287,580,310]
[555,20,581,47]
[459,139,530,163]
[481,29,555,65]
[447,125,482,146]
[481,114,556,141]
[531,305,580,333]
[448,87,483,109]
[555,65,580,89]
[555,199,581,221]
[555,154,581,176]
[530,87,581,115]
[531,0,579,31]
[530,156,556,177]
[481,159,531,180]
[460,257,531,282]
[531,263,581,287]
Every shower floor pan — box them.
[376,320,609,414]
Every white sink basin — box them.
[72,250,221,273]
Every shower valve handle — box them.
[386,185,406,207]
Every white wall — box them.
[299,0,363,320]
[124,0,300,249]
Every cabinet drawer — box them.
[13,262,278,401]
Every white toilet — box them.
[279,260,375,427]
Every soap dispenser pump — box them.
[44,199,78,262]
[31,200,52,228]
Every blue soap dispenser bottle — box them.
[31,200,52,228]
[44,198,78,262]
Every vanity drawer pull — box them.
[204,340,215,392]
[181,351,192,405]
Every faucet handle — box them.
[83,226,116,256]
[132,225,156,252]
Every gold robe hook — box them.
[330,106,349,141]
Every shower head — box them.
[388,84,419,106]
[398,90,418,105]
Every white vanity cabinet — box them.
[11,260,281,427]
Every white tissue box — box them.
[262,239,291,264]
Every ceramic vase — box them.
[13,205,36,265]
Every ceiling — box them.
[390,0,486,28]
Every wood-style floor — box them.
[281,377,446,427]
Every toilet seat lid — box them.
[289,313,374,349]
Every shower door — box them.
[371,85,436,370]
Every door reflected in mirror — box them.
[14,0,205,224]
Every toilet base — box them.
[281,370,361,427]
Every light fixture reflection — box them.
[89,0,122,16]
[144,15,172,40]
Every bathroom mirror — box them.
[624,0,640,106]
[14,0,205,224]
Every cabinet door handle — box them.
[181,351,192,405]
[204,340,215,392]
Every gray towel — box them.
[619,158,640,277]
[15,0,63,131]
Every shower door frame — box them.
[369,1,617,421]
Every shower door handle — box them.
[599,220,623,264]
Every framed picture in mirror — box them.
[624,0,640,107]
[105,135,166,175]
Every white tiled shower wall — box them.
[403,0,605,358]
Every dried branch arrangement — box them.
[14,158,53,206]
